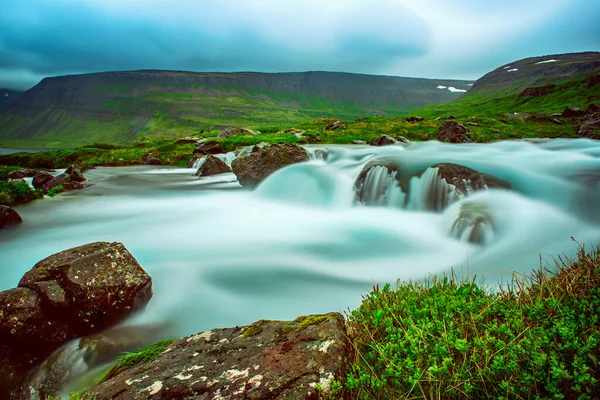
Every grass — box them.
[0,179,42,206]
[340,244,600,399]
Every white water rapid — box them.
[1,139,600,395]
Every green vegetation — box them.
[47,185,65,197]
[294,314,334,331]
[0,180,42,206]
[341,245,600,399]
[46,394,95,400]
[97,339,176,384]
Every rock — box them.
[355,161,403,205]
[518,85,555,97]
[561,106,585,118]
[552,118,565,125]
[466,122,479,126]
[219,127,261,138]
[577,112,600,140]
[65,164,86,182]
[232,143,309,188]
[312,149,328,160]
[406,116,424,122]
[40,173,84,194]
[18,242,152,337]
[583,74,600,88]
[435,163,511,196]
[193,141,224,155]
[550,113,563,118]
[527,114,552,122]
[32,171,54,190]
[507,112,528,119]
[8,178,26,185]
[175,137,200,144]
[325,120,344,130]
[142,153,161,165]
[252,142,271,153]
[396,136,410,143]
[84,313,350,400]
[0,206,22,228]
[437,121,473,143]
[6,169,37,180]
[586,104,600,114]
[369,135,398,146]
[195,155,232,177]
[447,115,456,120]
[352,140,367,145]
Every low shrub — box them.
[0,180,41,206]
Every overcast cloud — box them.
[0,0,599,89]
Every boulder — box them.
[352,140,367,145]
[6,169,37,180]
[142,153,161,165]
[396,136,410,143]
[193,141,224,155]
[518,85,555,97]
[40,173,84,194]
[219,127,261,138]
[32,171,54,190]
[195,155,232,177]
[252,141,271,153]
[369,135,398,146]
[65,164,86,182]
[437,121,473,143]
[0,205,22,228]
[175,137,200,144]
[84,313,350,400]
[325,120,344,131]
[232,143,309,188]
[355,161,403,205]
[586,104,600,114]
[406,116,424,122]
[562,106,585,118]
[577,112,600,140]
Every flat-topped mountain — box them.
[0,71,471,148]
[469,52,600,95]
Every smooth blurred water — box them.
[1,139,600,340]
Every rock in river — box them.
[438,121,473,143]
[84,313,350,400]
[195,154,232,177]
[0,205,22,228]
[232,143,309,188]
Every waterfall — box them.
[405,167,462,211]
[355,165,405,207]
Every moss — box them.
[242,320,266,337]
[294,314,334,331]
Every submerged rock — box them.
[0,205,22,228]
[232,143,309,188]
[355,161,403,206]
[195,154,232,177]
[438,121,472,143]
[0,242,152,397]
[450,202,494,245]
[84,313,350,400]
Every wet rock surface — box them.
[142,153,162,165]
[0,205,22,228]
[6,169,37,180]
[438,121,473,143]
[65,164,86,182]
[232,143,309,188]
[32,171,54,190]
[0,242,152,397]
[196,155,233,177]
[194,141,225,155]
[40,173,84,194]
[434,163,511,195]
[84,313,350,400]
[369,135,398,146]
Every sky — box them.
[0,0,599,89]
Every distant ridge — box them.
[0,70,472,148]
[0,89,23,112]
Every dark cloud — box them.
[0,0,430,89]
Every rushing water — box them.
[2,139,600,392]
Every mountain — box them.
[468,52,600,95]
[0,89,23,112]
[0,71,472,148]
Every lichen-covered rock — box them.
[369,135,398,146]
[219,127,261,138]
[232,143,309,188]
[84,313,350,400]
[196,155,232,177]
[32,171,54,190]
[19,242,152,337]
[0,205,22,228]
[437,121,473,143]
[65,164,86,182]
[142,153,161,166]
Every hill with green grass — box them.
[0,71,471,148]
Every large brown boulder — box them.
[65,164,86,182]
[369,135,398,146]
[84,313,350,400]
[438,121,473,143]
[577,112,600,140]
[232,143,309,187]
[195,155,232,177]
[40,173,84,194]
[0,242,152,397]
[435,163,511,195]
[0,205,22,228]
[193,141,225,155]
[562,106,585,118]
[32,171,54,190]
[6,169,37,180]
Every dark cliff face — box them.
[0,89,23,112]
[469,52,600,95]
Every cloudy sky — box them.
[1,0,599,89]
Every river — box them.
[1,139,600,351]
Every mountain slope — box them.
[0,71,471,148]
[0,89,23,112]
